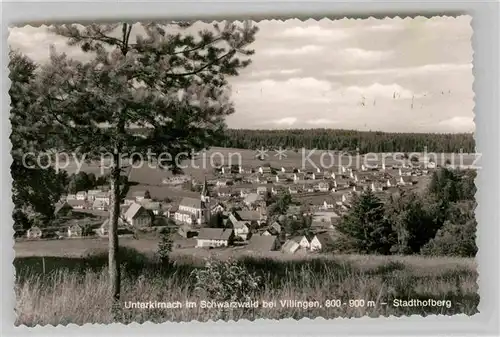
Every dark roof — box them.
[235,210,261,222]
[179,197,202,209]
[314,232,335,247]
[246,235,277,251]
[197,228,233,241]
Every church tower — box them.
[200,176,211,224]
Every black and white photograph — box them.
[9,16,478,325]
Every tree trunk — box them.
[109,153,121,318]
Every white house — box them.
[195,228,234,248]
[318,181,330,192]
[76,191,87,201]
[291,235,310,249]
[322,199,335,210]
[92,199,108,211]
[95,192,110,205]
[66,194,77,201]
[258,166,272,174]
[27,226,42,239]
[256,186,268,195]
[124,202,152,228]
[67,224,83,237]
[310,232,334,252]
[98,217,126,237]
[87,189,102,201]
[233,221,250,240]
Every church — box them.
[174,178,211,226]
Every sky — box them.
[8,16,474,133]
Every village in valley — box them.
[18,150,450,257]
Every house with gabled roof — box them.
[281,239,300,254]
[246,234,280,252]
[310,232,335,251]
[195,228,234,248]
[67,224,83,238]
[54,202,73,217]
[258,166,272,175]
[291,235,311,249]
[124,202,152,228]
[67,199,87,210]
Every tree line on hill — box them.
[210,129,474,154]
[334,168,477,257]
[131,127,475,154]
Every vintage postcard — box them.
[9,16,477,326]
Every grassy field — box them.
[14,247,478,325]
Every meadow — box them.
[14,245,478,326]
[61,148,479,181]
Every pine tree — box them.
[31,22,257,314]
[336,190,396,254]
[9,51,66,229]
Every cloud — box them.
[438,116,475,132]
[338,48,393,62]
[269,117,297,126]
[327,63,472,77]
[8,26,90,63]
[306,118,338,125]
[280,25,349,41]
[249,68,302,77]
[343,83,417,99]
[263,45,324,56]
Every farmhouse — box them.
[235,210,264,224]
[259,166,272,175]
[143,201,162,215]
[98,217,127,237]
[92,199,108,211]
[124,202,152,228]
[67,224,83,238]
[87,189,102,201]
[95,192,111,205]
[256,185,268,195]
[67,199,87,210]
[243,193,262,207]
[195,228,234,248]
[54,202,73,217]
[27,226,42,239]
[245,234,280,252]
[291,235,311,249]
[310,232,335,252]
[317,181,330,192]
[76,191,87,201]
[281,240,300,254]
[312,210,340,225]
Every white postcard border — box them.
[1,1,499,336]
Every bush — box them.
[157,228,174,265]
[190,259,262,302]
[421,219,477,257]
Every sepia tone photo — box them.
[9,16,478,325]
